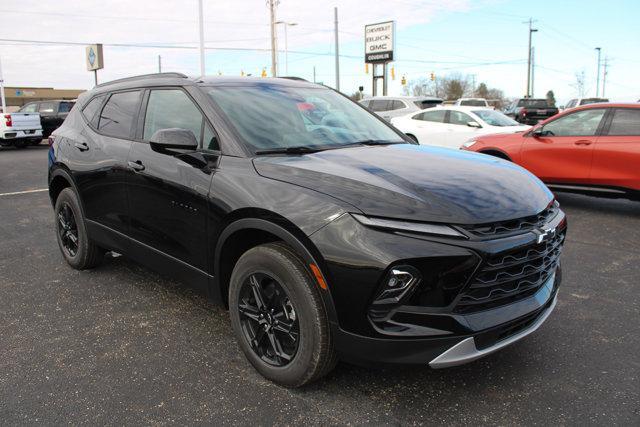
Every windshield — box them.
[207,84,404,153]
[517,99,549,108]
[472,109,519,127]
[460,99,487,106]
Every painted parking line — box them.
[0,188,48,197]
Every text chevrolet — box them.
[48,73,566,387]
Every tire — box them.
[54,187,104,269]
[229,242,336,387]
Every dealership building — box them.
[1,87,85,112]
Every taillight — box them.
[4,114,11,127]
[521,108,527,116]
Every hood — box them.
[253,144,553,225]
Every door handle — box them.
[74,142,89,152]
[574,140,593,146]
[128,160,145,172]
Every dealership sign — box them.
[365,21,395,63]
[85,44,104,71]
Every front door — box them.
[519,108,607,184]
[126,87,220,275]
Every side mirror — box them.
[149,128,198,153]
[532,127,545,138]
[467,121,482,128]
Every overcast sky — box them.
[1,0,638,103]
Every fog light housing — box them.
[369,266,422,320]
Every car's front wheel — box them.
[229,242,336,387]
[54,188,104,269]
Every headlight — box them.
[461,139,477,149]
[352,214,466,238]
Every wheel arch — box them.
[478,148,512,161]
[49,165,81,208]
[213,212,339,324]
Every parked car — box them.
[390,106,530,148]
[454,98,490,107]
[462,103,640,200]
[19,100,76,137]
[49,73,565,387]
[0,111,43,148]
[562,97,608,111]
[359,96,442,121]
[504,98,559,125]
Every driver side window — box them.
[542,109,606,136]
[449,111,472,126]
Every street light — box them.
[275,21,297,75]
[595,47,602,97]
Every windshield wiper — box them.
[255,146,325,155]
[351,139,405,146]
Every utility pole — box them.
[595,47,601,97]
[602,56,608,97]
[313,66,316,83]
[275,21,297,75]
[334,7,340,92]
[158,55,162,73]
[198,0,205,76]
[530,47,535,97]
[268,0,278,77]
[524,18,538,98]
[0,55,6,113]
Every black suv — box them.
[20,100,76,138]
[504,98,559,125]
[48,73,566,387]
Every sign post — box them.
[85,44,104,86]
[364,21,395,96]
[0,55,6,113]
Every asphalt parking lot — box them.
[1,143,638,425]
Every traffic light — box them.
[430,72,435,81]
[261,67,267,78]
[401,75,407,86]
[391,66,395,80]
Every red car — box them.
[462,103,640,200]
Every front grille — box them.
[455,230,565,313]
[462,201,559,238]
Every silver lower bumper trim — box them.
[429,295,557,368]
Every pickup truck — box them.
[19,100,75,137]
[504,98,559,125]
[0,112,43,148]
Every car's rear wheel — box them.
[229,242,336,387]
[54,188,103,269]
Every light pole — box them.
[524,18,538,98]
[275,21,297,75]
[595,47,602,97]
[198,0,205,76]
[0,55,6,114]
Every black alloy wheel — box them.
[238,272,300,366]
[57,202,79,257]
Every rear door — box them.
[591,108,640,191]
[410,109,448,146]
[38,101,58,136]
[126,87,219,277]
[519,108,607,184]
[73,91,139,250]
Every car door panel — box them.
[520,108,606,183]
[591,108,640,191]
[126,88,217,276]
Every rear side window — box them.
[390,100,405,110]
[370,100,390,112]
[82,95,106,127]
[143,89,218,150]
[58,102,75,113]
[414,110,446,123]
[98,91,141,139]
[608,109,640,136]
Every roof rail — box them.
[95,72,188,88]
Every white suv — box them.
[359,96,442,121]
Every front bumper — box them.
[332,274,559,367]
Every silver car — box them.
[359,96,443,121]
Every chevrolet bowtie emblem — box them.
[535,226,557,244]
